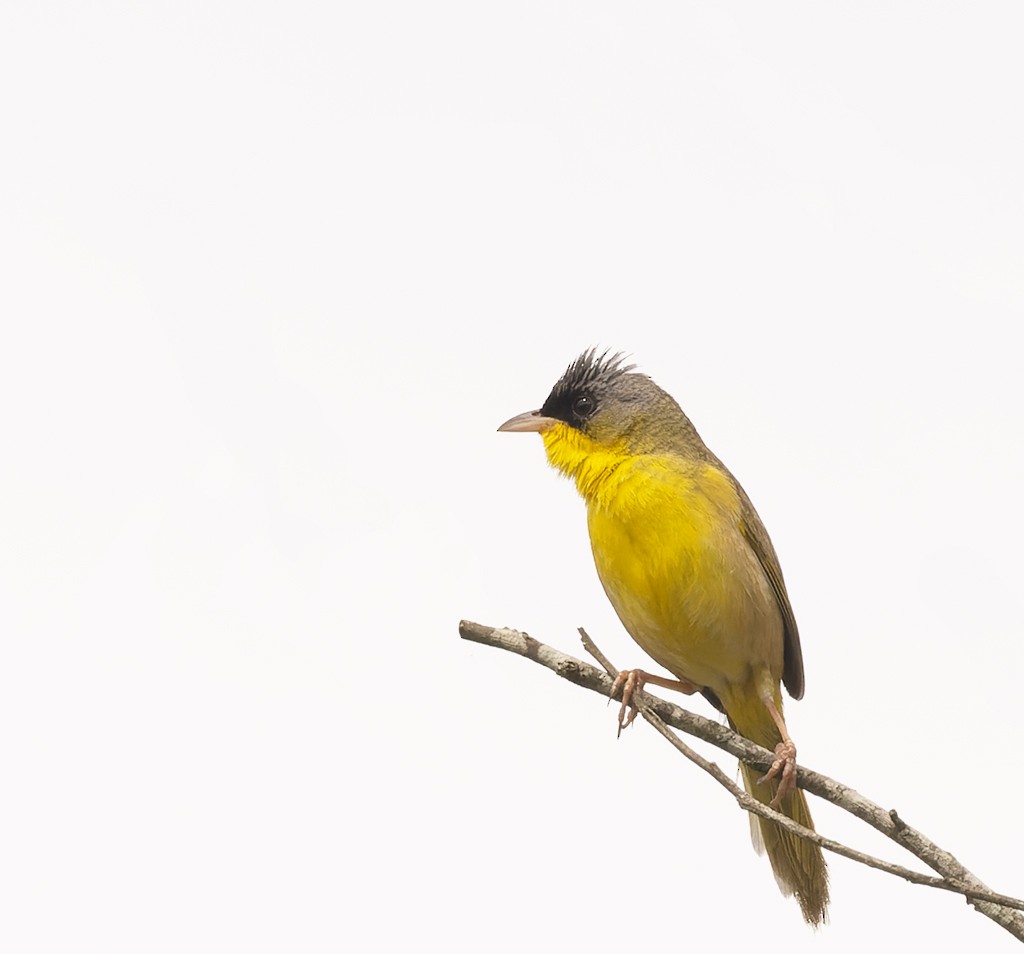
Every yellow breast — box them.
[542,423,782,694]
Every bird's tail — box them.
[728,695,829,926]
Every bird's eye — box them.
[572,394,595,419]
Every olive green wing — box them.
[736,487,805,700]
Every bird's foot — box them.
[758,739,798,807]
[609,669,647,736]
[608,669,701,737]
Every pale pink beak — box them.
[497,410,558,433]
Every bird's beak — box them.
[497,410,558,433]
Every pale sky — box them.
[2,3,1023,951]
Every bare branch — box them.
[460,619,1024,941]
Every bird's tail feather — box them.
[738,760,829,925]
[728,697,829,926]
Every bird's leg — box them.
[757,689,798,807]
[609,669,700,736]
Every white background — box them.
[2,3,1022,951]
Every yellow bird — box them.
[499,349,828,925]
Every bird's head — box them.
[499,350,706,490]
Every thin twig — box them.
[459,619,1024,941]
[577,627,618,677]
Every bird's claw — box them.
[758,739,798,807]
[609,669,645,736]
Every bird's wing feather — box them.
[734,486,805,700]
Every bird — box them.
[498,348,829,926]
